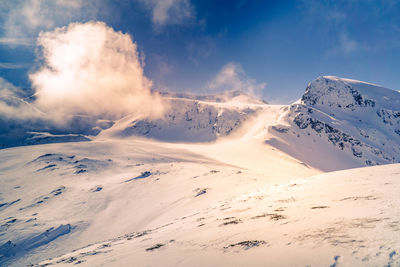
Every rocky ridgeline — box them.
[271,76,400,167]
[118,98,260,142]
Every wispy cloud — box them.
[298,0,360,55]
[139,0,194,28]
[0,37,34,46]
[298,0,347,25]
[339,33,358,54]
[0,0,99,46]
[324,33,361,57]
[207,62,266,96]
[187,36,216,65]
[0,62,30,69]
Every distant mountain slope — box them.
[98,96,263,142]
[0,95,92,148]
[0,90,264,147]
[268,76,400,171]
[159,90,268,104]
[0,107,104,149]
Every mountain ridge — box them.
[2,76,400,172]
[269,76,400,170]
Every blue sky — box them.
[1,0,400,103]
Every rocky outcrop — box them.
[117,98,260,142]
[270,76,400,168]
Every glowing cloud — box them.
[30,21,165,120]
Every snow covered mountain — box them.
[105,76,400,171]
[100,96,263,142]
[268,76,400,171]
[2,77,400,171]
[2,76,400,266]
[0,90,264,147]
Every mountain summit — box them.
[269,76,400,170]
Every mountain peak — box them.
[301,76,400,113]
[268,76,400,170]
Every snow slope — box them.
[0,136,317,266]
[1,138,399,266]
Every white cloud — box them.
[140,0,194,27]
[29,21,166,121]
[207,62,266,96]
